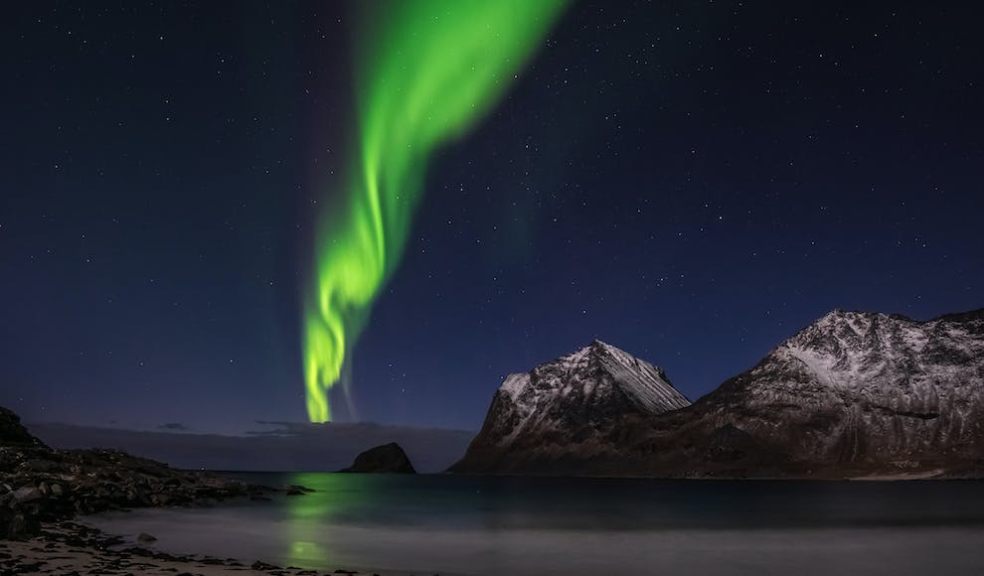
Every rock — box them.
[13,486,43,504]
[283,484,315,496]
[137,532,157,543]
[0,404,273,538]
[0,406,45,447]
[24,459,62,473]
[2,510,39,538]
[340,442,416,474]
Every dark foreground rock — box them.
[340,442,416,473]
[0,406,271,539]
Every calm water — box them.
[87,473,984,575]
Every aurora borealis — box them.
[3,1,984,434]
[303,0,568,422]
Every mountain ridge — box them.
[452,307,984,478]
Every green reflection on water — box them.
[283,473,377,569]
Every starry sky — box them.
[2,1,982,434]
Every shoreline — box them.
[1,520,381,576]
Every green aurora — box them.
[303,0,568,422]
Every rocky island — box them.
[340,442,417,473]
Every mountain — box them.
[450,340,690,474]
[645,308,984,478]
[452,309,984,478]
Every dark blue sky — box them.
[2,1,982,433]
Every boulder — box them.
[12,486,43,504]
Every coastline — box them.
[1,520,378,576]
[7,474,984,576]
[1,406,361,573]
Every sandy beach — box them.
[1,521,382,576]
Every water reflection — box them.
[84,474,984,576]
[283,472,374,567]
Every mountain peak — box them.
[499,340,688,413]
[757,305,984,403]
[452,341,690,473]
[589,338,616,351]
[587,339,635,359]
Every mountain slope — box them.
[453,308,984,478]
[644,308,984,477]
[450,340,689,474]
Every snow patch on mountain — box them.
[454,307,984,478]
[595,340,690,414]
[764,310,984,405]
[480,340,690,449]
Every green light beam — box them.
[304,0,568,422]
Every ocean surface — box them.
[86,473,984,576]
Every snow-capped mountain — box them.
[450,340,689,474]
[452,308,984,478]
[658,308,984,477]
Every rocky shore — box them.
[1,406,270,539]
[0,406,412,574]
[0,521,386,576]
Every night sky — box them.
[2,1,982,434]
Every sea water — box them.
[86,473,984,576]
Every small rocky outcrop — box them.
[340,442,416,473]
[0,405,271,539]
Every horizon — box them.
[11,302,981,435]
[23,418,473,473]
